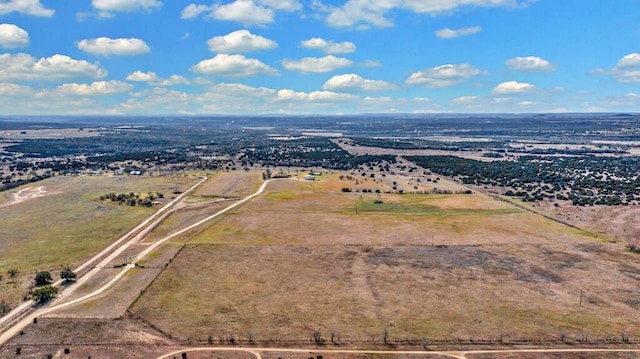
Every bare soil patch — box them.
[0,186,53,208]
[193,171,263,199]
[1,317,175,358]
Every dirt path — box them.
[156,347,640,359]
[0,177,273,347]
[0,177,208,345]
[0,186,49,208]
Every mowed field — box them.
[131,172,640,344]
[0,174,197,307]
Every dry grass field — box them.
[131,172,640,345]
[0,174,197,308]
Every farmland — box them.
[2,115,640,358]
[130,172,640,346]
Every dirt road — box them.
[0,177,272,347]
[0,176,208,345]
[157,346,640,359]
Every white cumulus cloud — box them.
[323,73,395,92]
[593,53,640,84]
[208,30,277,53]
[434,26,482,39]
[0,53,107,82]
[55,80,133,96]
[616,53,640,68]
[0,0,54,17]
[506,56,556,72]
[181,4,212,18]
[126,71,158,82]
[92,0,162,13]
[77,37,151,56]
[324,0,531,28]
[283,55,353,73]
[406,63,486,88]
[491,80,536,95]
[212,0,274,26]
[301,37,356,54]
[258,0,301,11]
[126,71,189,86]
[0,82,34,96]
[0,24,29,48]
[191,54,278,77]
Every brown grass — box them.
[131,172,640,344]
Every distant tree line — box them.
[406,155,640,206]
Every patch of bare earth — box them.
[1,316,175,358]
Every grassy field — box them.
[130,172,640,344]
[0,174,197,308]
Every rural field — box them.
[3,168,640,358]
[0,174,198,308]
[130,171,640,345]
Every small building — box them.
[304,175,315,181]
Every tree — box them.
[32,285,58,303]
[8,268,17,277]
[60,268,77,282]
[34,271,52,286]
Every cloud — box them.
[491,80,536,95]
[211,0,274,26]
[616,53,640,68]
[191,54,278,77]
[506,56,556,72]
[406,63,486,88]
[592,53,640,84]
[55,81,133,96]
[208,30,277,53]
[181,4,212,19]
[451,95,481,106]
[258,0,301,11]
[0,82,34,96]
[126,71,157,82]
[119,87,190,114]
[92,0,162,14]
[77,37,151,56]
[275,89,357,102]
[0,24,29,48]
[325,1,395,28]
[434,26,482,39]
[276,88,308,101]
[0,0,54,17]
[0,53,107,82]
[323,73,395,92]
[300,37,356,54]
[283,55,353,73]
[324,0,531,28]
[126,71,190,86]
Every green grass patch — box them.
[353,200,520,216]
[265,191,297,200]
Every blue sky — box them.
[0,0,639,115]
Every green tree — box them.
[60,268,77,282]
[32,285,58,303]
[34,271,52,286]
